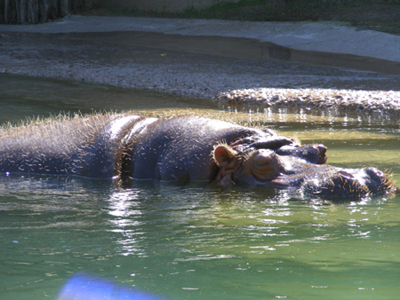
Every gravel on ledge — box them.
[216,88,400,116]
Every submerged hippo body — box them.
[0,113,396,199]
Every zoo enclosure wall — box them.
[0,0,240,24]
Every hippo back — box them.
[127,116,265,181]
[0,114,142,178]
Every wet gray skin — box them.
[0,113,395,199]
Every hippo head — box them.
[301,167,396,198]
[228,133,327,164]
[213,144,396,199]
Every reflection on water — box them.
[2,176,400,300]
[1,75,400,300]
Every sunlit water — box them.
[1,74,400,300]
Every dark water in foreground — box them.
[1,74,400,300]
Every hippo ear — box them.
[213,145,238,169]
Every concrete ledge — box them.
[85,31,400,74]
[1,15,399,74]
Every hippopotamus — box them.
[0,113,396,199]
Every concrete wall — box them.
[96,0,241,13]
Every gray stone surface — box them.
[2,15,399,66]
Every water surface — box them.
[1,74,400,300]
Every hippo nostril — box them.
[316,144,327,164]
[365,167,385,181]
[317,144,327,155]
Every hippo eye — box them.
[250,151,282,181]
[255,156,273,167]
[251,150,278,167]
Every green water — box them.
[1,74,400,300]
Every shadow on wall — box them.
[0,0,93,24]
[0,0,240,24]
[95,0,240,13]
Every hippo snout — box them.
[302,166,395,198]
[365,167,385,180]
[275,144,327,164]
[316,144,327,164]
[364,167,391,191]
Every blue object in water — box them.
[58,274,165,300]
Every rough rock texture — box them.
[216,88,400,116]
